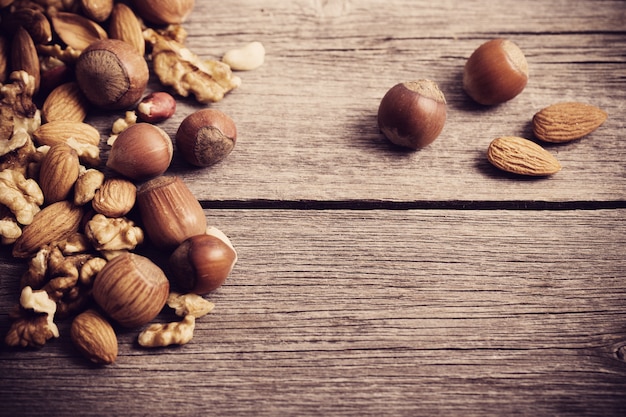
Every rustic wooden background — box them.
[1,0,625,416]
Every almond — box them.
[38,143,80,204]
[71,309,118,365]
[11,26,40,92]
[33,120,101,147]
[42,82,90,122]
[487,136,561,176]
[108,3,145,56]
[79,0,114,23]
[12,200,84,258]
[49,11,108,51]
[532,102,608,143]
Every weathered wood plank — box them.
[100,0,626,202]
[1,209,625,416]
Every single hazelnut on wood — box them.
[377,80,447,149]
[93,253,170,328]
[107,123,173,181]
[175,109,237,167]
[136,176,207,249]
[463,38,529,106]
[75,39,149,110]
[169,228,238,295]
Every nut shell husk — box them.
[75,39,148,110]
[463,39,528,106]
[169,234,237,294]
[136,176,207,249]
[176,109,237,167]
[106,123,173,181]
[132,0,195,25]
[93,253,169,328]
[377,80,447,149]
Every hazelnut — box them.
[75,39,149,110]
[132,0,195,25]
[377,80,447,149]
[106,123,173,181]
[93,253,170,328]
[175,109,237,167]
[463,38,529,106]
[136,176,207,249]
[169,229,238,295]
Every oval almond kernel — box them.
[487,136,561,176]
[532,102,607,143]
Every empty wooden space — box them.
[1,1,625,416]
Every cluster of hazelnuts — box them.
[377,38,529,149]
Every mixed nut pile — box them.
[377,38,608,175]
[0,0,264,364]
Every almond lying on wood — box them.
[487,136,561,176]
[532,102,607,143]
[71,309,118,365]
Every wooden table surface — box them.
[1,1,626,416]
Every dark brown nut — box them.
[463,38,528,106]
[132,0,195,25]
[75,39,149,110]
[377,80,447,149]
[136,92,177,123]
[175,109,237,167]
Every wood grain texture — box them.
[116,0,626,202]
[1,1,625,416]
[1,209,625,416]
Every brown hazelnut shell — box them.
[75,39,149,110]
[175,109,237,167]
[169,234,237,295]
[377,80,447,149]
[463,38,529,106]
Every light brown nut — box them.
[74,168,105,206]
[33,120,100,146]
[38,143,80,204]
[532,102,608,143]
[138,315,196,348]
[71,309,118,365]
[222,41,266,71]
[12,200,84,258]
[11,27,40,93]
[108,2,145,56]
[42,82,89,123]
[487,136,561,176]
[49,11,108,51]
[92,178,136,218]
[80,0,114,23]
[32,120,101,165]
[136,92,176,123]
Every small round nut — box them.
[175,109,237,167]
[93,253,170,328]
[132,0,194,25]
[136,176,207,249]
[136,92,176,123]
[463,38,529,106]
[106,123,173,181]
[75,39,149,110]
[169,230,237,295]
[377,80,447,149]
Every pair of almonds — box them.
[488,102,607,176]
